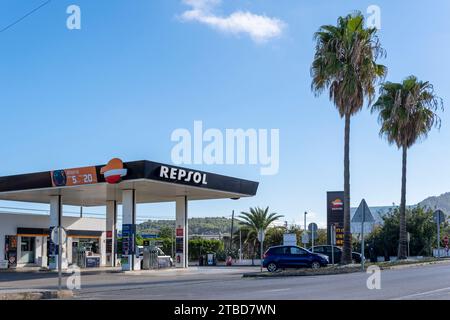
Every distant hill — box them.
[137,217,237,236]
[418,192,450,212]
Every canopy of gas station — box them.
[0,159,259,271]
[0,160,259,205]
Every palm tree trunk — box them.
[342,113,352,264]
[399,145,408,259]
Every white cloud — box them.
[180,0,286,43]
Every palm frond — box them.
[372,76,443,149]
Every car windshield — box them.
[311,246,325,253]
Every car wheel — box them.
[311,261,321,269]
[267,262,278,273]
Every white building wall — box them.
[0,212,106,267]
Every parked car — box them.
[308,245,362,264]
[263,245,329,273]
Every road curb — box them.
[377,259,450,270]
[0,290,73,300]
[243,259,450,278]
[243,267,361,278]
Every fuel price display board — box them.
[51,166,98,187]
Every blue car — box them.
[263,245,329,272]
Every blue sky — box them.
[0,0,449,227]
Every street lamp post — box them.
[304,211,308,248]
[304,211,307,232]
[239,228,242,264]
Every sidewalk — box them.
[0,266,121,274]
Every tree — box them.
[265,227,287,248]
[315,229,328,246]
[238,207,283,257]
[367,206,441,258]
[372,76,443,259]
[311,12,387,264]
[159,226,173,239]
[239,207,283,234]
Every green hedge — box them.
[188,239,224,260]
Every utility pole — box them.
[239,228,242,263]
[360,202,368,271]
[331,224,336,265]
[229,210,235,251]
[57,195,62,291]
[172,227,174,258]
[438,219,441,259]
[407,232,410,258]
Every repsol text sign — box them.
[159,166,208,185]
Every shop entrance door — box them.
[72,240,86,267]
[19,237,35,264]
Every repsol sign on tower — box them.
[159,165,208,185]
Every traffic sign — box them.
[51,226,67,245]
[301,233,309,244]
[308,223,318,233]
[308,223,319,240]
[352,199,375,223]
[141,234,158,239]
[283,233,297,246]
[434,210,446,224]
[257,229,265,243]
[434,210,446,259]
[352,199,375,271]
[331,224,337,246]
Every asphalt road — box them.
[1,263,450,300]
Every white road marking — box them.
[393,286,450,300]
[264,288,291,293]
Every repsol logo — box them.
[159,166,208,185]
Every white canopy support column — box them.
[106,200,117,267]
[36,236,47,267]
[122,190,138,271]
[175,196,188,268]
[49,195,67,270]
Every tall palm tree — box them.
[372,76,443,259]
[238,207,283,257]
[311,12,387,264]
